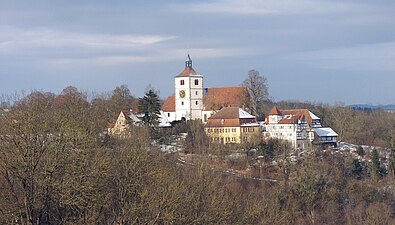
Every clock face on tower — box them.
[179,90,186,98]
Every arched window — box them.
[180,80,185,85]
[194,79,199,85]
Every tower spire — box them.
[185,54,192,68]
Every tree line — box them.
[0,85,394,224]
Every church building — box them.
[162,55,249,123]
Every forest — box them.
[0,85,395,224]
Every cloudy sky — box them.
[1,0,394,104]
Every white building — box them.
[174,54,204,121]
[262,106,338,149]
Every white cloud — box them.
[179,0,369,15]
[45,47,248,67]
[0,26,176,54]
[0,25,249,67]
[285,42,395,72]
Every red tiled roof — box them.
[209,107,240,119]
[281,109,312,125]
[161,95,175,112]
[204,86,248,110]
[278,114,300,124]
[205,118,241,127]
[176,67,198,77]
[205,107,257,127]
[268,106,281,115]
[121,110,130,117]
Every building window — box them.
[204,114,207,122]
[195,79,199,85]
[181,101,184,105]
[168,113,170,117]
[180,80,185,85]
[195,101,198,105]
[196,91,198,95]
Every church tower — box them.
[174,54,204,121]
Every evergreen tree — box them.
[388,148,395,177]
[356,146,364,157]
[352,159,363,179]
[138,89,161,129]
[370,149,387,179]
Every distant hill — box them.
[348,104,395,112]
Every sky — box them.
[0,0,394,105]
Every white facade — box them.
[263,119,309,149]
[262,107,324,149]
[165,111,176,123]
[174,55,205,121]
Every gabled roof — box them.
[176,67,198,77]
[209,107,244,119]
[281,109,317,127]
[161,95,175,112]
[268,106,281,115]
[313,127,338,137]
[278,114,300,124]
[265,107,320,126]
[205,107,258,127]
[204,86,248,110]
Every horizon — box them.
[1,1,394,105]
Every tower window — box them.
[180,80,185,85]
[194,79,199,85]
[181,101,184,105]
[195,101,198,105]
[195,91,198,95]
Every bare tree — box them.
[242,69,269,116]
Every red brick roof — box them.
[161,95,175,112]
[176,67,198,77]
[204,86,248,110]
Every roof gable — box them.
[268,106,281,115]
